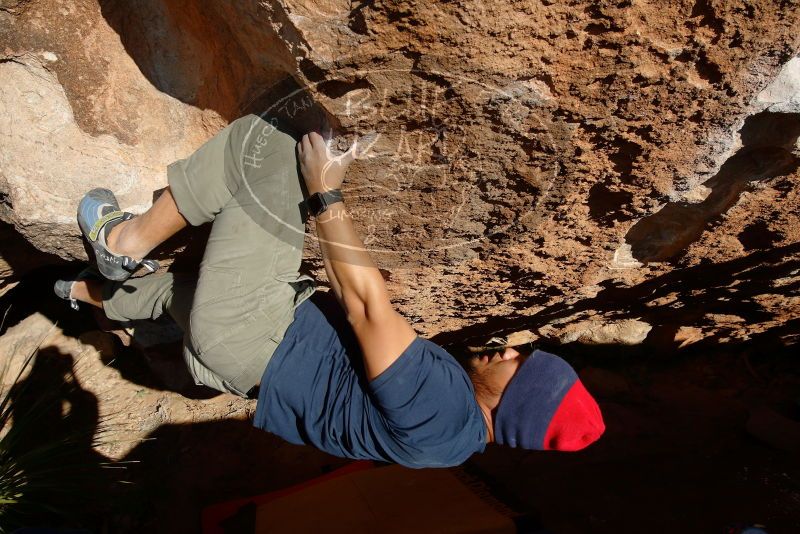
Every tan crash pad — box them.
[254,464,516,533]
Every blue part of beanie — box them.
[493,350,578,450]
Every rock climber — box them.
[55,114,605,468]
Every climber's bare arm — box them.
[298,132,416,381]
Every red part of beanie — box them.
[542,380,605,451]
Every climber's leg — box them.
[76,114,314,396]
[101,272,196,333]
[69,270,231,393]
[106,188,187,261]
[104,115,248,261]
[179,113,314,397]
[69,278,104,309]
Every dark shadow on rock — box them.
[432,242,800,354]
[624,111,800,263]
[98,0,277,120]
[97,0,337,134]
[2,347,111,531]
[0,265,99,340]
[115,418,348,534]
[0,220,67,296]
[0,264,219,399]
[466,340,800,533]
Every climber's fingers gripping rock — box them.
[298,132,375,195]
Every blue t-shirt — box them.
[253,293,487,468]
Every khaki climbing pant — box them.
[102,114,315,397]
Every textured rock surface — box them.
[1,0,799,349]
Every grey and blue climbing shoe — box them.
[77,188,159,281]
[54,266,103,311]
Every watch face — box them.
[308,193,326,215]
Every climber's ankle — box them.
[106,218,151,260]
[70,279,103,308]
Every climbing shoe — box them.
[77,188,159,281]
[54,266,103,311]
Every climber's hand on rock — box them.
[298,131,355,195]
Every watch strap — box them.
[320,189,343,207]
[305,189,344,217]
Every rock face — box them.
[1,0,799,349]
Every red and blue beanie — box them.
[494,350,605,451]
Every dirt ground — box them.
[1,268,799,534]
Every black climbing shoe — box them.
[54,266,103,311]
[77,188,159,281]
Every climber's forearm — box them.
[314,202,416,380]
[315,202,387,321]
[297,130,416,379]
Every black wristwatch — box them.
[305,189,343,217]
